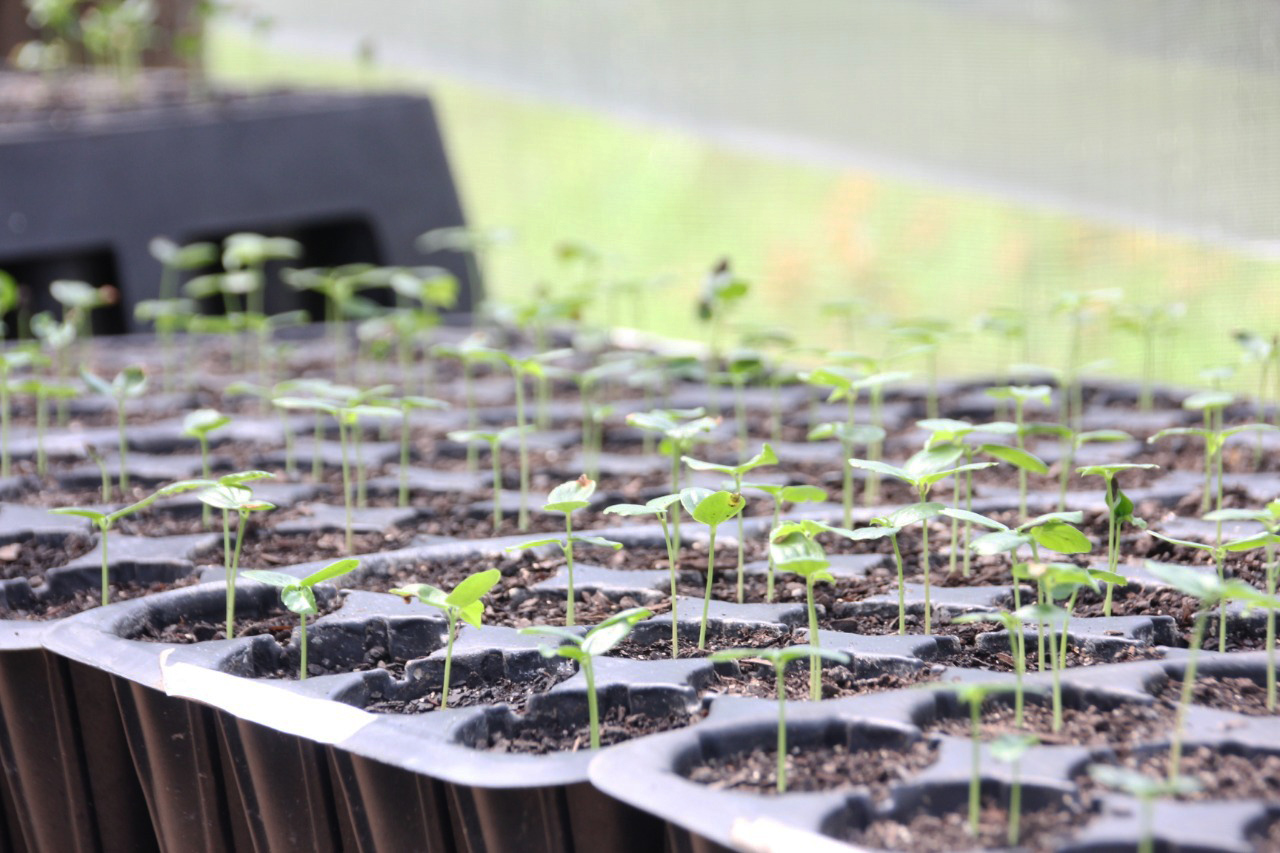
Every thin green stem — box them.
[398,411,411,508]
[514,370,530,531]
[969,698,981,835]
[441,615,456,709]
[564,516,576,627]
[892,533,906,634]
[1268,540,1276,711]
[776,662,787,793]
[1169,610,1207,780]
[659,515,679,658]
[299,615,308,680]
[699,526,717,649]
[98,522,110,606]
[585,658,600,749]
[117,402,129,494]
[490,441,503,532]
[1138,798,1154,853]
[921,510,932,634]
[841,437,853,529]
[806,576,821,700]
[200,437,211,528]
[1104,475,1117,617]
[1007,759,1022,848]
[735,476,745,604]
[338,419,353,554]
[766,500,781,602]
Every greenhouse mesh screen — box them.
[264,0,1280,255]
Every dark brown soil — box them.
[0,534,95,581]
[847,798,1088,853]
[365,667,573,714]
[1155,675,1279,716]
[686,739,938,799]
[610,625,794,660]
[127,595,343,644]
[198,528,417,568]
[927,697,1174,746]
[476,704,705,754]
[706,663,937,701]
[1,575,200,621]
[1078,745,1280,802]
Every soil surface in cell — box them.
[1,575,201,621]
[1077,745,1280,802]
[926,697,1175,746]
[365,667,574,714]
[0,534,95,581]
[687,739,937,798]
[846,798,1088,853]
[706,663,937,701]
[609,624,795,661]
[476,704,706,754]
[1154,674,1279,716]
[127,595,343,644]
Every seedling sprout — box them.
[243,559,359,680]
[604,493,683,656]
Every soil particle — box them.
[686,740,938,799]
[0,534,94,581]
[1155,674,1279,716]
[927,698,1175,746]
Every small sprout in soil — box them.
[1087,764,1200,853]
[1144,560,1280,782]
[982,385,1052,520]
[390,568,501,710]
[769,521,844,699]
[743,483,827,602]
[681,487,747,649]
[448,425,528,532]
[1077,462,1159,615]
[626,407,718,552]
[604,493,683,656]
[80,365,146,494]
[242,559,359,680]
[198,476,276,639]
[384,394,449,507]
[520,607,652,749]
[708,645,851,793]
[498,348,574,529]
[890,318,951,420]
[52,478,211,605]
[11,374,76,477]
[1021,423,1133,511]
[802,363,886,525]
[849,446,995,633]
[183,408,231,527]
[938,681,1022,837]
[431,337,502,473]
[683,442,777,603]
[0,348,40,478]
[696,259,750,410]
[990,733,1038,847]
[850,502,943,633]
[30,311,76,424]
[952,609,1030,726]
[1112,302,1185,412]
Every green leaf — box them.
[917,461,995,488]
[80,369,111,397]
[1077,463,1160,477]
[506,538,564,551]
[281,585,318,617]
[645,493,684,512]
[904,444,964,479]
[518,625,584,646]
[603,503,658,518]
[580,607,652,656]
[889,502,945,528]
[1182,391,1234,411]
[1108,486,1135,523]
[1077,429,1132,444]
[971,530,1031,556]
[1223,533,1280,552]
[779,485,827,504]
[570,535,624,550]
[1089,569,1128,587]
[1145,530,1215,554]
[196,484,253,511]
[807,422,886,445]
[937,508,1008,531]
[242,570,302,588]
[1028,521,1092,555]
[544,476,596,513]
[389,583,449,609]
[183,408,230,437]
[446,569,502,607]
[457,599,485,628]
[989,733,1039,763]
[301,558,360,587]
[687,490,746,526]
[1147,427,1209,444]
[50,507,108,524]
[769,531,830,577]
[980,444,1049,474]
[846,458,910,483]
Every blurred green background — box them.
[209,25,1277,391]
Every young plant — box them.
[1051,289,1121,429]
[944,682,1021,837]
[604,494,683,656]
[1113,302,1185,412]
[447,426,527,532]
[849,503,943,633]
[519,607,652,749]
[708,645,851,792]
[1021,423,1133,511]
[683,443,777,604]
[198,478,275,638]
[11,375,76,477]
[183,408,230,527]
[498,349,573,530]
[51,478,209,605]
[682,488,747,649]
[990,733,1038,848]
[626,407,718,552]
[696,259,750,409]
[386,394,449,507]
[1087,765,1199,853]
[390,569,502,709]
[1077,463,1159,615]
[1144,561,1280,780]
[769,521,843,698]
[802,364,883,525]
[849,446,995,632]
[983,385,1052,520]
[431,337,501,473]
[961,509,1093,615]
[30,311,75,424]
[891,318,952,420]
[242,559,359,680]
[743,483,827,602]
[80,366,146,494]
[51,279,114,360]
[0,349,39,478]
[952,610,1029,725]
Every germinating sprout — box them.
[242,559,359,680]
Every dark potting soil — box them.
[609,624,794,661]
[846,797,1088,853]
[1154,675,1280,717]
[686,739,938,799]
[364,667,573,714]
[706,663,938,701]
[476,704,706,754]
[198,527,417,568]
[2,575,200,621]
[927,697,1175,746]
[1073,583,1266,651]
[0,533,94,581]
[1077,746,1280,802]
[501,588,666,629]
[127,595,343,644]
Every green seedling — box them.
[387,395,448,507]
[1147,523,1279,653]
[960,508,1093,618]
[769,521,844,699]
[974,306,1030,396]
[891,318,952,420]
[696,258,750,409]
[0,349,39,478]
[1052,289,1121,429]
[848,503,943,633]
[849,446,995,632]
[11,375,76,477]
[221,233,303,319]
[1020,423,1133,511]
[30,311,75,424]
[416,225,513,321]
[604,494,683,656]
[80,366,146,493]
[52,478,209,605]
[199,479,275,638]
[1087,765,1201,853]
[431,337,501,472]
[1077,463,1159,615]
[983,385,1052,519]
[1144,560,1280,779]
[282,263,382,377]
[387,266,459,393]
[570,359,631,479]
[506,477,620,626]
[1151,392,1277,515]
[520,607,652,749]
[498,349,573,529]
[1234,329,1280,456]
[80,0,157,94]
[944,682,1022,837]
[681,488,747,650]
[80,441,112,502]
[1113,302,1185,412]
[390,569,501,709]
[802,363,884,524]
[243,559,359,680]
[743,483,827,602]
[183,408,230,526]
[708,645,851,792]
[51,279,114,359]
[626,407,718,552]
[134,298,197,391]
[718,350,764,454]
[990,733,1039,847]
[147,237,218,389]
[447,426,528,532]
[683,443,777,604]
[952,610,1029,725]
